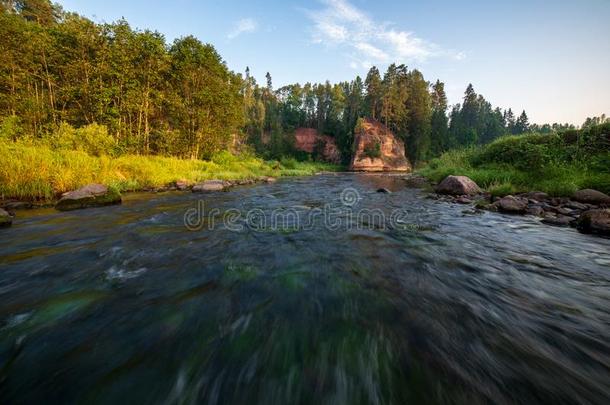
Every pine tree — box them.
[364,66,382,120]
[430,80,449,155]
[514,110,529,134]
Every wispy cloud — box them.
[228,18,258,40]
[307,0,463,67]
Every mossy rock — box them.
[0,208,12,228]
[56,184,122,211]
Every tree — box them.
[364,66,382,120]
[167,36,242,158]
[430,80,449,155]
[514,110,529,134]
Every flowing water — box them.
[1,174,610,404]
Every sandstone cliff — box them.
[294,128,341,164]
[349,119,411,172]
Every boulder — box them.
[494,195,528,214]
[435,176,481,196]
[572,189,610,205]
[526,205,545,217]
[192,180,228,192]
[1,201,32,210]
[349,119,411,172]
[376,188,391,194]
[294,128,342,164]
[576,209,610,236]
[0,208,12,228]
[56,184,121,211]
[565,201,588,210]
[521,191,549,202]
[455,196,472,204]
[541,215,574,227]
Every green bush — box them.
[49,122,116,156]
[363,142,381,159]
[418,123,610,197]
[0,116,24,141]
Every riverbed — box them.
[1,174,609,404]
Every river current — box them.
[1,174,609,404]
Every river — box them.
[1,174,609,404]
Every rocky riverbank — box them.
[0,176,280,227]
[414,174,610,237]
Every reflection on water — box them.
[1,174,610,404]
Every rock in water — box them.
[56,184,121,211]
[572,189,610,205]
[576,209,610,236]
[349,118,411,172]
[192,180,228,192]
[0,208,12,228]
[376,188,391,193]
[435,175,481,196]
[541,216,574,227]
[494,195,528,214]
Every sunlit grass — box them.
[419,139,610,197]
[0,143,343,201]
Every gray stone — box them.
[495,195,528,214]
[435,175,481,196]
[565,201,588,210]
[521,191,549,202]
[541,215,574,227]
[56,184,121,211]
[576,209,610,236]
[0,208,12,228]
[526,206,545,217]
[573,189,610,205]
[192,180,228,192]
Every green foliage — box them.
[0,8,242,158]
[0,116,23,141]
[363,142,381,159]
[0,142,342,200]
[419,123,610,196]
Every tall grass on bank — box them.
[0,143,341,201]
[418,124,610,197]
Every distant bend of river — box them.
[1,174,609,404]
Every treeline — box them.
[1,0,242,158]
[0,0,594,165]
[242,65,557,164]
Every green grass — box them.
[0,143,343,201]
[418,125,610,197]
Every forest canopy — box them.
[0,0,600,164]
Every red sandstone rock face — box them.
[293,128,341,164]
[349,119,411,172]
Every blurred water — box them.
[1,174,609,404]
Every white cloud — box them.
[355,42,390,62]
[228,18,258,40]
[307,0,463,67]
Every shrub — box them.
[0,116,24,141]
[363,142,381,159]
[76,123,116,156]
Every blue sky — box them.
[56,0,610,125]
